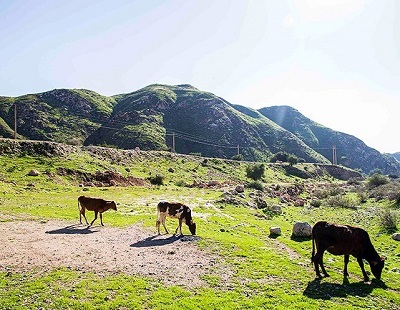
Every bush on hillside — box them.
[325,195,356,209]
[231,154,243,161]
[368,173,389,188]
[246,164,265,181]
[270,151,289,163]
[246,180,264,191]
[379,209,398,231]
[148,174,165,185]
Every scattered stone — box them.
[269,227,281,236]
[235,185,245,193]
[294,198,305,207]
[292,222,312,237]
[28,169,40,176]
[392,233,400,241]
[207,180,220,187]
[269,204,282,214]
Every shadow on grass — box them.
[303,277,387,300]
[290,235,311,242]
[45,224,98,235]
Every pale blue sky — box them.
[1,0,399,153]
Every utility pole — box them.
[13,103,17,139]
[237,144,240,156]
[172,132,175,152]
[332,145,337,165]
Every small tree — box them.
[270,152,289,163]
[246,163,265,181]
[287,154,298,166]
[367,173,389,188]
[231,154,243,161]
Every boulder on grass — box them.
[292,222,312,237]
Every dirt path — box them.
[0,220,230,288]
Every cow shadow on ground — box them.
[303,277,387,300]
[290,235,311,242]
[45,224,98,235]
[130,235,200,248]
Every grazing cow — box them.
[311,221,385,282]
[156,201,196,235]
[78,196,117,226]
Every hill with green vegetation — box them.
[1,84,399,175]
[258,105,400,175]
[0,139,399,309]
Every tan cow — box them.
[78,196,117,226]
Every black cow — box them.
[311,221,385,282]
[156,201,196,235]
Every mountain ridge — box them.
[0,84,398,174]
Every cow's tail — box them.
[311,230,315,264]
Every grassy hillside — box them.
[0,89,117,144]
[0,140,399,309]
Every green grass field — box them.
[0,150,399,309]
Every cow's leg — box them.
[90,211,98,226]
[175,218,183,235]
[81,208,89,225]
[357,257,370,282]
[343,255,350,277]
[156,219,161,235]
[161,215,169,234]
[319,255,329,277]
[314,250,329,278]
[100,212,104,226]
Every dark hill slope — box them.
[259,105,400,175]
[85,84,328,163]
[0,89,117,144]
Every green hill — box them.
[1,85,399,174]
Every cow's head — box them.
[189,220,196,235]
[370,256,385,280]
[108,201,117,211]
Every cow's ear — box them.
[372,260,378,266]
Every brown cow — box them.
[311,221,385,282]
[78,196,117,226]
[156,201,196,235]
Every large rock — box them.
[292,222,312,237]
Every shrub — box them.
[246,181,264,191]
[246,164,265,181]
[287,155,298,166]
[175,179,188,187]
[231,154,243,161]
[368,181,400,201]
[270,152,289,163]
[379,209,398,231]
[367,173,389,188]
[357,191,369,203]
[325,195,356,209]
[148,174,165,185]
[310,199,322,207]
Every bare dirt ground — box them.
[0,220,231,288]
